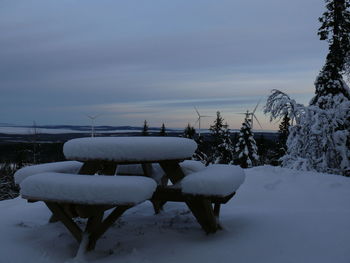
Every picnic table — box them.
[19,136,245,253]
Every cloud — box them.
[0,0,327,128]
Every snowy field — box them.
[0,166,349,263]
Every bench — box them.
[152,164,245,233]
[14,161,83,184]
[20,172,157,251]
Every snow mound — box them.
[20,173,157,205]
[14,161,83,184]
[63,137,197,162]
[1,166,350,263]
[181,164,245,196]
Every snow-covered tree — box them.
[235,117,259,168]
[312,0,350,105]
[209,112,235,164]
[192,135,209,165]
[264,1,350,176]
[311,0,350,107]
[159,123,166,136]
[265,90,350,175]
[142,120,149,136]
[182,123,207,164]
[212,123,235,164]
[281,104,350,174]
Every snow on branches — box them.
[209,112,235,165]
[235,117,259,168]
[264,89,305,125]
[265,90,350,175]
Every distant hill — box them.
[0,124,277,143]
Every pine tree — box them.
[183,123,196,139]
[289,0,350,175]
[265,1,350,175]
[256,134,269,165]
[214,123,235,164]
[235,117,259,168]
[311,0,350,107]
[278,115,290,153]
[209,112,234,164]
[142,120,149,136]
[209,111,224,144]
[159,123,166,136]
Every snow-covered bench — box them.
[151,164,245,232]
[14,161,83,184]
[20,172,157,252]
[180,164,245,197]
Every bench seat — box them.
[14,161,83,184]
[180,164,245,196]
[20,172,157,205]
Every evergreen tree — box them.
[311,0,350,107]
[183,123,196,139]
[142,120,149,136]
[213,123,235,164]
[209,112,234,164]
[235,117,259,168]
[209,111,224,145]
[159,123,166,136]
[278,115,290,154]
[265,1,350,175]
[192,135,209,165]
[256,134,269,165]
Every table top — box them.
[63,136,197,163]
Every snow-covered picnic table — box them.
[19,136,245,254]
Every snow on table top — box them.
[20,172,157,205]
[63,137,197,162]
[181,164,245,196]
[14,161,83,184]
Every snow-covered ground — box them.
[0,166,349,263]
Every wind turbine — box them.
[194,106,212,137]
[236,100,263,130]
[86,114,101,137]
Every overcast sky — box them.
[0,0,328,130]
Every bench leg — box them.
[45,202,83,243]
[85,212,104,251]
[87,205,132,249]
[213,203,221,218]
[186,197,219,234]
[46,202,132,252]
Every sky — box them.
[0,0,328,130]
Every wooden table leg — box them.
[158,161,186,184]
